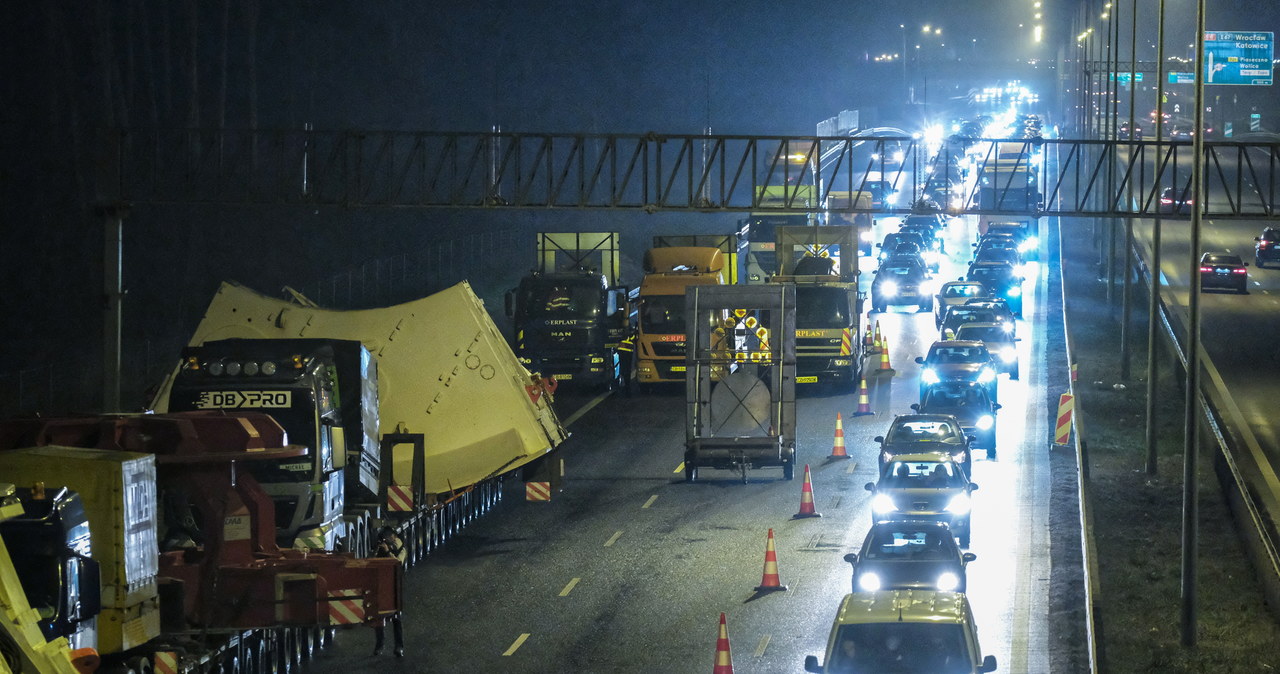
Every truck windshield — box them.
[640,296,685,334]
[795,287,850,329]
[827,622,969,673]
[525,282,600,319]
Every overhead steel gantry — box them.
[106,129,1280,221]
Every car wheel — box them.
[783,461,795,480]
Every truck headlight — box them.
[936,572,961,592]
[207,361,225,376]
[871,493,898,515]
[945,494,972,515]
[858,572,883,592]
[976,414,995,430]
[921,368,940,385]
[261,361,278,376]
[977,367,996,384]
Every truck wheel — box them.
[783,462,795,480]
[684,464,698,482]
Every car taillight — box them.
[1261,241,1271,248]
[1161,198,1173,204]
[1199,266,1212,273]
[1232,268,1247,274]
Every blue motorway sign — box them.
[1167,71,1194,84]
[1204,31,1273,85]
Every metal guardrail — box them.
[1130,238,1280,622]
[1058,219,1104,673]
[102,129,1280,220]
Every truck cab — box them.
[506,233,631,389]
[635,247,728,385]
[769,226,863,388]
[165,340,351,551]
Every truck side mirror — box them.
[330,426,347,470]
[504,290,515,318]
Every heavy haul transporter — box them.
[0,412,401,673]
[149,281,569,560]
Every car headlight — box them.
[976,414,995,430]
[881,281,899,297]
[977,367,996,384]
[1007,287,1022,297]
[945,494,972,515]
[921,368,940,384]
[857,572,883,592]
[872,493,898,515]
[936,572,961,592]
[999,348,1017,363]
[1001,322,1014,333]
[886,193,898,205]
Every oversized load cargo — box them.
[149,281,568,538]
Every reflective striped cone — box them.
[863,325,874,349]
[754,528,788,592]
[872,320,883,352]
[853,377,874,416]
[793,464,822,518]
[829,413,849,458]
[713,612,733,674]
[876,336,895,374]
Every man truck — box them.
[634,247,730,387]
[506,233,631,390]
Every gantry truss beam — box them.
[105,129,1280,220]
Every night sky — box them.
[1,0,1278,406]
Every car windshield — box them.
[796,287,851,329]
[889,420,962,443]
[826,620,971,673]
[943,284,986,299]
[904,216,939,227]
[944,309,995,326]
[968,267,1013,286]
[955,326,1009,343]
[929,345,988,364]
[922,387,989,410]
[640,295,685,333]
[1202,254,1242,266]
[864,527,957,561]
[882,260,923,276]
[881,461,966,488]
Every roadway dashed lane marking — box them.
[673,462,684,474]
[604,531,623,547]
[503,633,530,656]
[558,578,580,597]
[845,460,858,474]
[754,635,771,657]
[561,389,613,427]
[642,495,659,509]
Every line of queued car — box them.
[804,216,1035,673]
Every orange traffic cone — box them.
[876,336,895,375]
[793,464,822,518]
[830,413,849,458]
[853,377,874,416]
[873,320,883,350]
[754,528,789,592]
[713,612,733,674]
[863,325,874,349]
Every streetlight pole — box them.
[901,24,909,104]
[1120,0,1139,380]
[1146,0,1167,475]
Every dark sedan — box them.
[915,340,999,403]
[875,414,974,477]
[1198,253,1248,293]
[1159,186,1194,215]
[1256,227,1280,268]
[844,521,977,593]
[914,381,1002,457]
